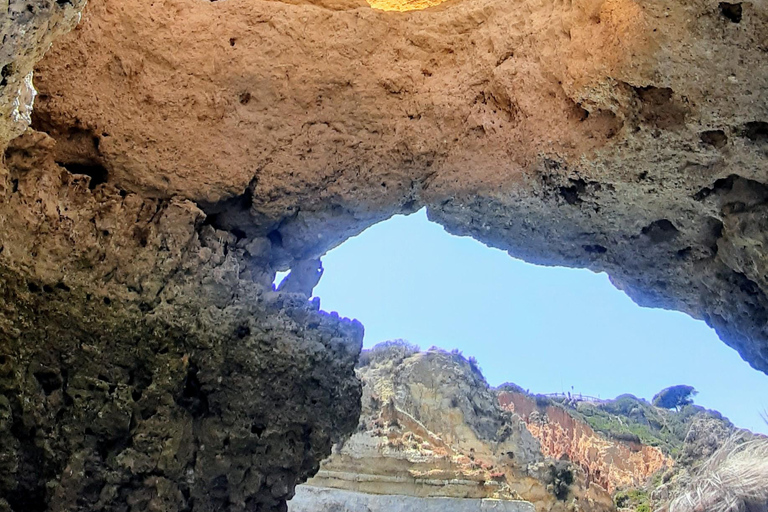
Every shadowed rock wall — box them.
[0,133,363,511]
[0,0,767,510]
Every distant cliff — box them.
[294,341,752,512]
[301,342,616,512]
[497,391,671,493]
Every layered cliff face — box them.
[1,0,768,510]
[289,486,537,512]
[497,388,752,512]
[301,345,751,512]
[498,392,672,494]
[303,344,616,512]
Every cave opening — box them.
[277,209,768,434]
[366,0,450,12]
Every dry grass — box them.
[666,435,768,512]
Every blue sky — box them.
[291,209,768,434]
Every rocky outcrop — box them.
[288,486,536,512]
[0,0,85,146]
[498,392,672,493]
[29,0,768,376]
[1,0,768,510]
[0,132,363,511]
[303,345,616,512]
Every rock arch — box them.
[0,0,767,509]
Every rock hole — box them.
[719,2,743,23]
[583,244,608,254]
[735,272,761,296]
[232,228,247,241]
[267,230,283,247]
[27,282,41,293]
[43,284,54,293]
[103,297,112,305]
[693,175,737,201]
[0,64,12,88]
[741,122,768,143]
[97,436,130,460]
[559,179,587,205]
[34,370,62,395]
[229,37,237,47]
[11,179,19,193]
[642,219,679,243]
[55,282,71,292]
[700,130,728,148]
[251,423,266,437]
[634,86,685,129]
[177,363,210,418]
[239,92,252,105]
[60,162,109,190]
[235,324,251,339]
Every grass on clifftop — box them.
[545,394,729,457]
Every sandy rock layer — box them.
[288,486,536,512]
[0,0,767,510]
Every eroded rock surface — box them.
[1,0,768,510]
[498,391,671,493]
[288,486,536,512]
[30,0,768,375]
[0,133,363,511]
[303,344,616,512]
[0,0,85,145]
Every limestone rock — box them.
[288,486,537,512]
[305,345,616,512]
[0,0,768,510]
[29,0,768,375]
[0,132,363,512]
[0,0,85,146]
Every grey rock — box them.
[288,486,536,512]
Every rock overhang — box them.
[0,0,767,510]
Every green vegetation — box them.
[358,339,420,368]
[652,385,697,409]
[552,393,726,457]
[546,461,574,501]
[614,489,651,511]
[496,382,526,394]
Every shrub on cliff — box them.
[615,489,651,511]
[653,385,698,410]
[497,382,527,394]
[358,339,420,368]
